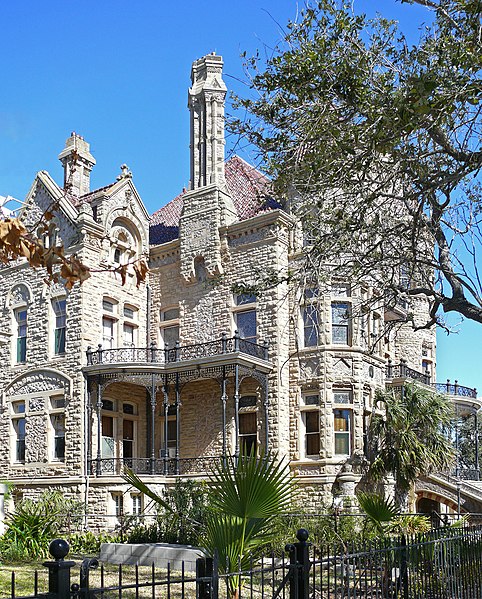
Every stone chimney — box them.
[58,132,96,196]
[188,53,227,190]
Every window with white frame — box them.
[102,317,115,349]
[331,283,351,298]
[122,403,136,462]
[302,288,320,348]
[333,389,353,405]
[123,323,135,348]
[300,393,320,458]
[331,302,351,345]
[233,294,257,341]
[51,414,65,460]
[239,405,257,456]
[160,307,180,349]
[334,409,351,455]
[112,492,124,517]
[11,401,26,463]
[53,298,66,355]
[15,308,27,363]
[131,493,143,515]
[161,404,177,458]
[102,299,117,349]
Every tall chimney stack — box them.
[188,53,227,190]
[58,132,96,196]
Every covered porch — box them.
[83,334,272,477]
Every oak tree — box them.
[233,0,482,328]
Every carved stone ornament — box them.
[28,396,45,412]
[301,358,320,380]
[7,371,70,397]
[9,284,31,307]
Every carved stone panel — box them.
[7,371,70,397]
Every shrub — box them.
[67,530,120,555]
[0,490,84,561]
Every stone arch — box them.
[5,283,34,309]
[105,207,148,253]
[5,368,72,399]
[416,489,458,512]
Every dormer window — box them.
[110,223,139,269]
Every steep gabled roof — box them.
[149,156,282,245]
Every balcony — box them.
[84,333,271,376]
[386,360,478,401]
[88,456,222,477]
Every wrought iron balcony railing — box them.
[386,360,477,399]
[385,359,431,385]
[86,332,269,366]
[88,456,224,476]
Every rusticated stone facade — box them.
[0,53,437,527]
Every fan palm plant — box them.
[368,384,455,509]
[124,453,295,598]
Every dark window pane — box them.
[17,337,26,363]
[236,293,256,306]
[16,439,25,462]
[305,411,319,433]
[306,434,320,456]
[163,325,179,347]
[239,412,257,434]
[123,440,133,459]
[240,435,257,455]
[55,436,65,460]
[236,310,256,340]
[102,415,114,437]
[123,420,134,440]
[303,305,319,347]
[162,308,179,321]
[55,327,66,354]
[239,396,257,408]
[303,394,320,406]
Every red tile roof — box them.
[149,156,281,245]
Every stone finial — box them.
[58,133,96,197]
[116,164,132,180]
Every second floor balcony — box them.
[84,332,271,375]
[386,359,478,402]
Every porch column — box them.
[95,378,103,476]
[85,376,93,469]
[263,374,269,454]
[175,374,181,475]
[234,364,240,461]
[221,366,227,464]
[162,375,169,475]
[150,374,157,475]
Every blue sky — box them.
[1,0,479,395]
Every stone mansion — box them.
[0,53,476,525]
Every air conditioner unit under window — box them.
[160,448,176,458]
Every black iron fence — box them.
[4,526,482,599]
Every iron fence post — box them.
[43,539,75,599]
[196,554,218,599]
[287,529,311,599]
